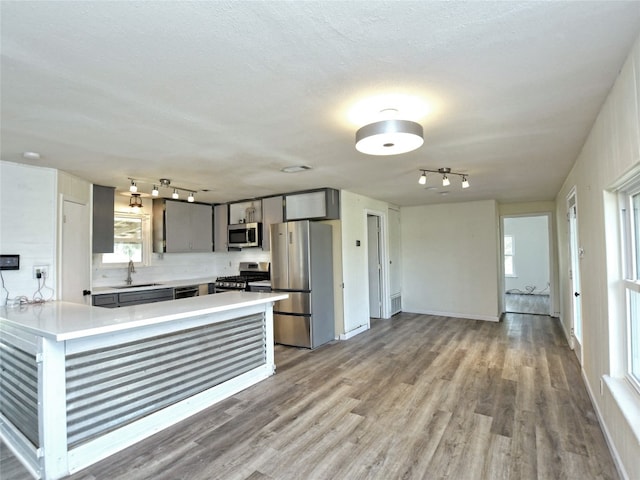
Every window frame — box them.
[96,212,151,268]
[619,185,640,394]
[504,234,516,277]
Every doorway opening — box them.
[502,214,552,315]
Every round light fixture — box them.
[355,119,423,156]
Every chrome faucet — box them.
[126,259,136,285]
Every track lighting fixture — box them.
[418,168,470,189]
[124,177,198,202]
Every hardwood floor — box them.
[2,312,618,479]
[505,293,550,315]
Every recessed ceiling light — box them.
[281,165,312,173]
[22,151,41,160]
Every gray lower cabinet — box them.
[153,199,213,253]
[92,288,174,308]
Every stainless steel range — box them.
[214,262,270,292]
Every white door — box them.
[567,191,583,364]
[62,200,90,304]
[367,215,382,318]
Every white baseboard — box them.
[339,323,369,340]
[581,369,629,480]
[404,309,499,322]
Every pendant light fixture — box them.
[355,119,424,156]
[129,193,143,211]
[418,168,470,189]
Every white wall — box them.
[400,200,500,321]
[503,215,550,294]
[555,33,640,480]
[0,161,57,304]
[340,190,391,335]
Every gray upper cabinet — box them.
[213,204,228,252]
[92,184,115,253]
[261,196,283,251]
[153,199,213,253]
[284,188,340,221]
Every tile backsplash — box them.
[92,250,271,287]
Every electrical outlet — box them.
[600,378,604,396]
[33,265,49,279]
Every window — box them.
[620,187,640,392]
[101,213,148,265]
[504,235,515,276]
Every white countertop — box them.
[0,292,288,342]
[92,277,218,295]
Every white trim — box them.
[604,375,640,446]
[364,208,390,319]
[339,323,369,340]
[405,309,500,322]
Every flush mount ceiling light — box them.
[418,168,470,189]
[22,151,41,161]
[355,119,424,156]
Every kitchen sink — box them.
[112,283,164,289]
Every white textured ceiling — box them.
[1,1,639,206]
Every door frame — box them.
[57,193,91,304]
[500,212,555,317]
[367,214,382,319]
[364,209,389,319]
[567,187,583,364]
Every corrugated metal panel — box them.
[0,335,39,447]
[66,313,266,448]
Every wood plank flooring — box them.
[2,312,618,479]
[504,293,550,315]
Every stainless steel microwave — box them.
[228,222,262,248]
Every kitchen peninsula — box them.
[0,291,287,480]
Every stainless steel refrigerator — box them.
[270,220,334,348]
